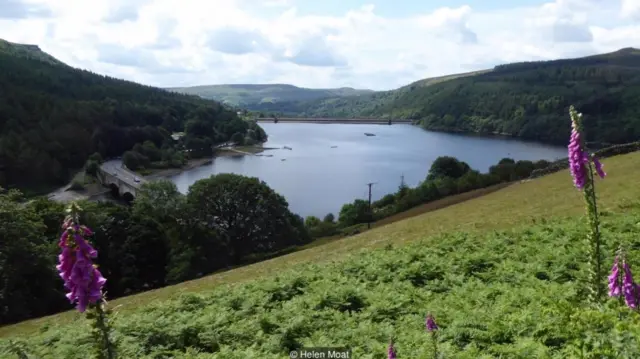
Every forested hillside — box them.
[167,83,373,108]
[265,48,640,146]
[0,39,253,192]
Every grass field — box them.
[2,152,640,358]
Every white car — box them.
[134,177,140,183]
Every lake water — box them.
[168,123,568,218]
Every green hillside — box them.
[166,83,373,108]
[0,39,66,66]
[0,39,254,193]
[3,151,640,358]
[261,48,640,146]
[242,70,486,118]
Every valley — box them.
[3,36,640,359]
[181,48,640,147]
[3,151,640,358]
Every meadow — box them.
[2,152,640,358]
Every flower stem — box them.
[88,298,117,359]
[431,332,438,359]
[583,160,603,303]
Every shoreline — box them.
[145,145,278,180]
[45,145,275,202]
[144,157,213,180]
[255,117,414,125]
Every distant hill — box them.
[0,39,251,192]
[257,48,640,146]
[241,70,490,119]
[0,38,66,66]
[166,84,374,108]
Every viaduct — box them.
[96,160,148,201]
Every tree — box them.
[230,132,245,145]
[85,159,99,176]
[132,180,185,224]
[456,170,483,193]
[0,189,66,324]
[141,140,162,162]
[163,219,224,283]
[184,136,213,158]
[305,215,337,238]
[498,158,516,165]
[244,136,257,146]
[186,174,309,262]
[88,152,103,163]
[185,120,213,138]
[339,199,371,227]
[432,176,458,197]
[323,213,335,223]
[427,156,471,180]
[123,151,140,170]
[305,216,322,228]
[534,159,552,170]
[81,201,170,297]
[374,194,396,209]
[514,160,536,179]
[489,160,517,182]
[0,48,248,191]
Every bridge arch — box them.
[108,183,120,197]
[122,192,134,203]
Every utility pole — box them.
[367,182,376,229]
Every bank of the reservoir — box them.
[255,117,414,124]
[167,123,568,218]
[45,145,271,203]
[47,123,569,217]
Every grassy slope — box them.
[166,84,374,107]
[3,152,640,358]
[2,152,639,341]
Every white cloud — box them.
[0,0,639,91]
[621,0,640,19]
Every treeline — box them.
[0,174,309,325]
[0,50,259,192]
[529,140,640,179]
[246,49,640,147]
[122,141,186,171]
[303,156,552,238]
[119,119,267,172]
[411,57,640,146]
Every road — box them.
[100,160,148,188]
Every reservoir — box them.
[168,123,567,219]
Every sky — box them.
[1,0,640,91]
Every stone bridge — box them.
[97,160,149,201]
